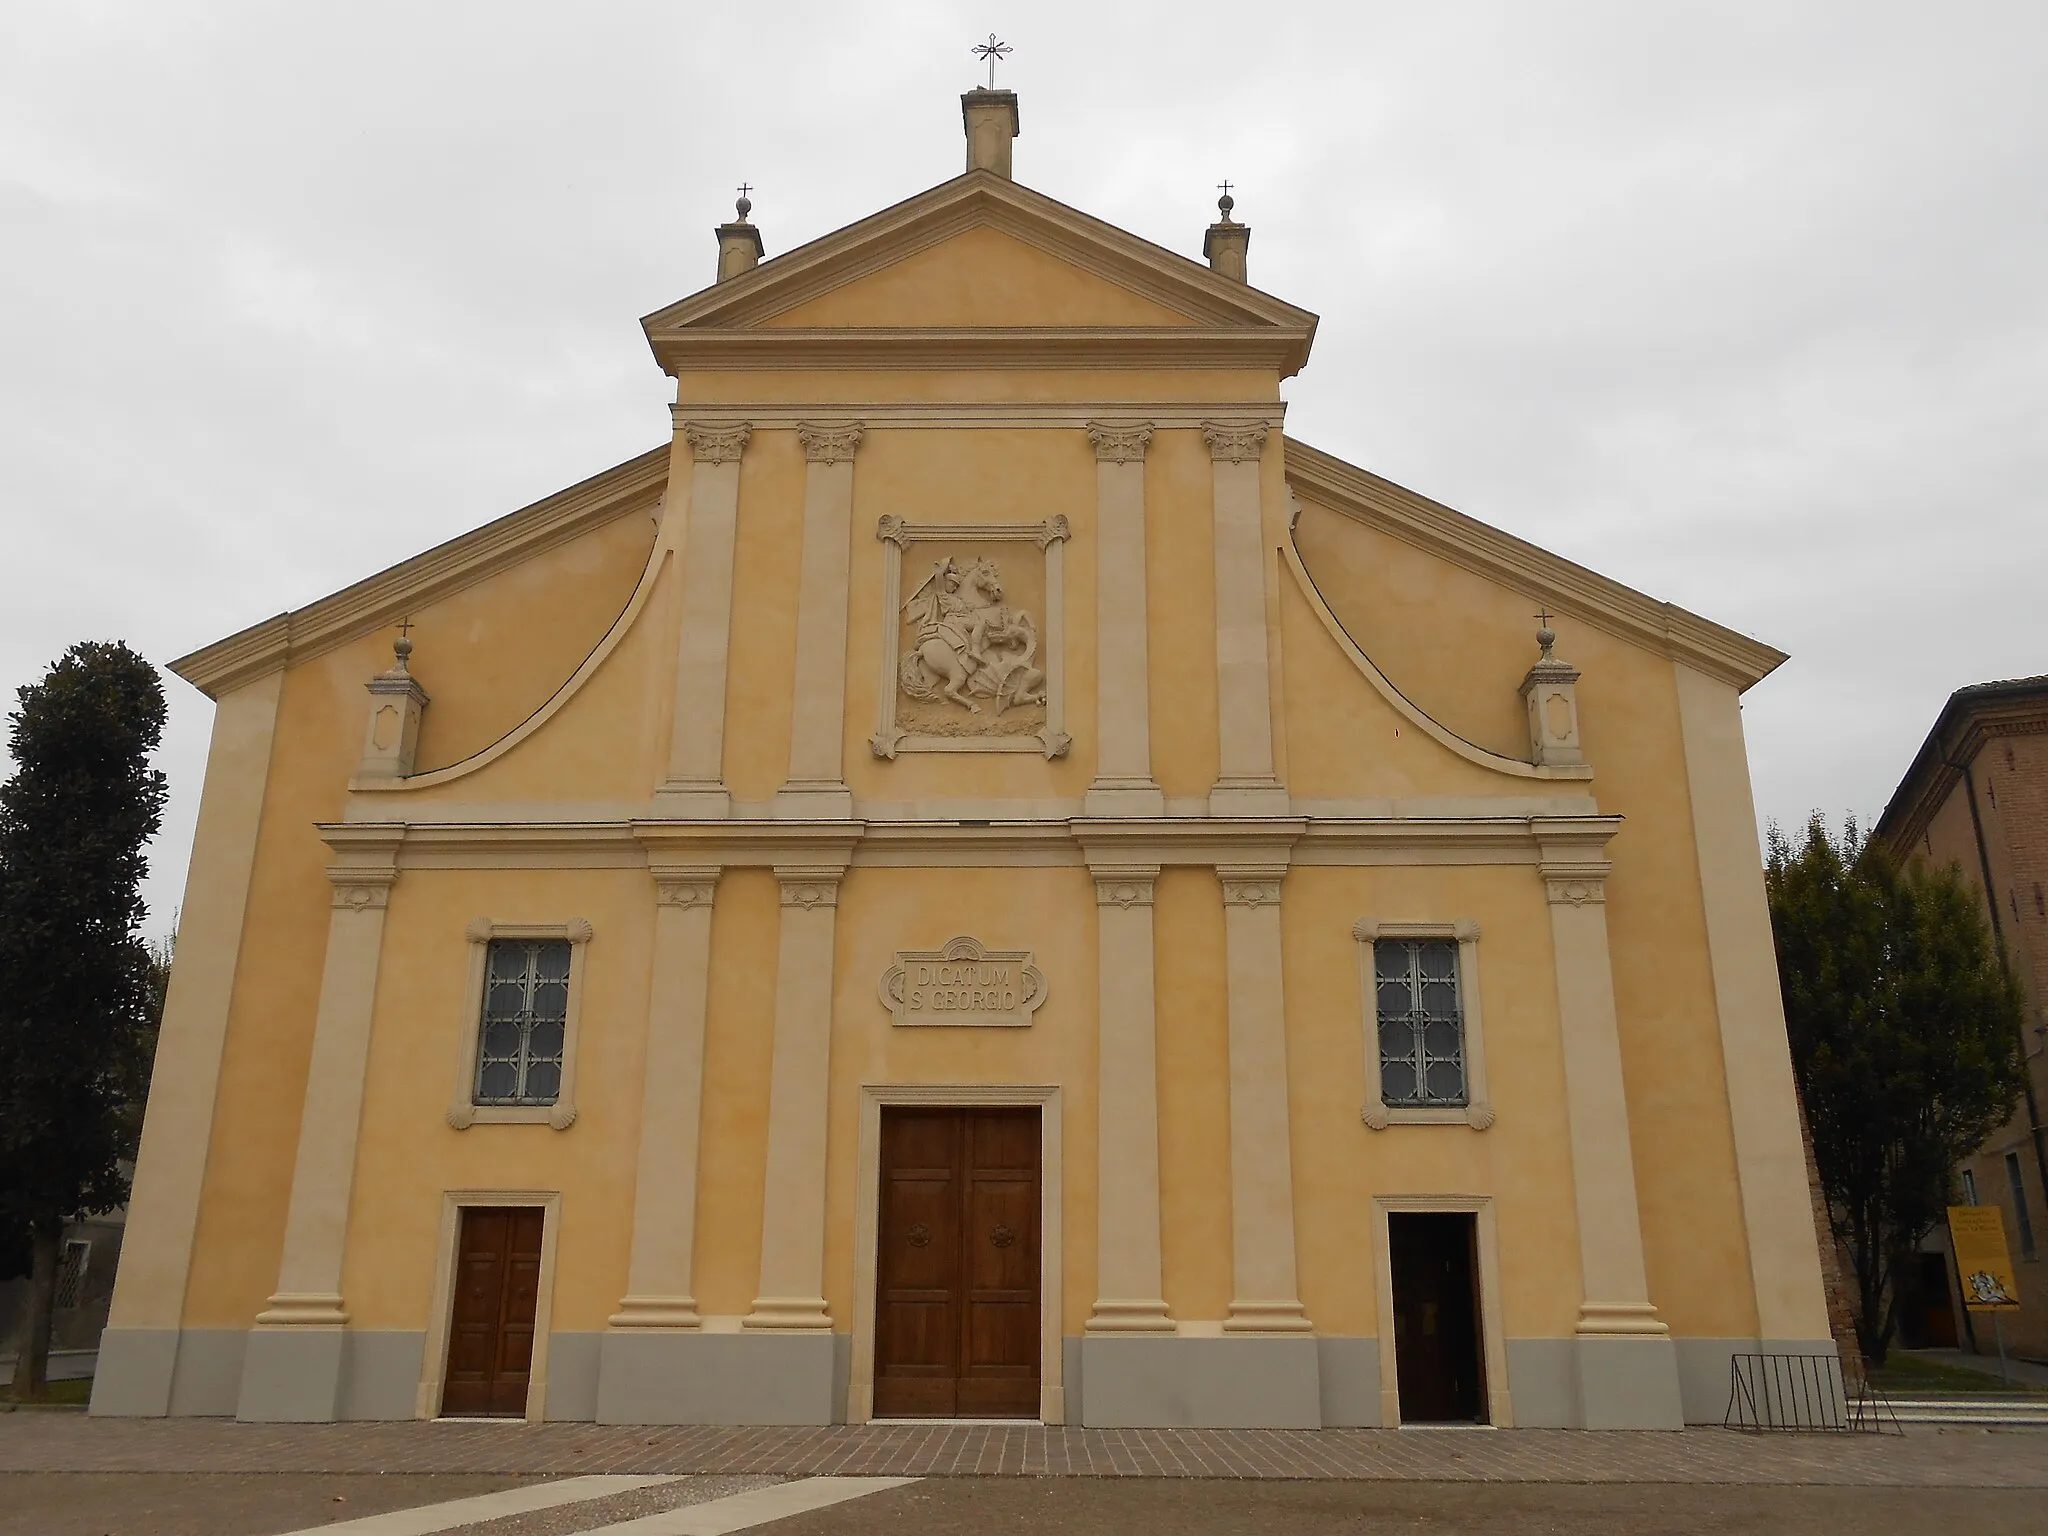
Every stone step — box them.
[1884,1397,2048,1425]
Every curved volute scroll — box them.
[1281,538,1595,783]
[349,497,673,796]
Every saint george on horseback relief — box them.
[897,555,1047,718]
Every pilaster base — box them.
[236,1325,344,1423]
[89,1327,179,1417]
[1084,1299,1175,1334]
[1208,780,1292,817]
[652,783,732,819]
[1078,1334,1321,1428]
[1575,1332,1685,1430]
[742,1296,834,1330]
[1224,1299,1314,1334]
[1083,781,1166,818]
[772,783,856,820]
[596,1329,842,1424]
[608,1296,702,1329]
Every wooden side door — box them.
[440,1206,544,1417]
[874,1106,1040,1418]
[1389,1211,1486,1424]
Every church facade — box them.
[95,91,1831,1429]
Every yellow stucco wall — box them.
[164,210,1782,1370]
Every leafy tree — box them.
[1767,813,2025,1365]
[0,643,166,1399]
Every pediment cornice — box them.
[641,171,1318,378]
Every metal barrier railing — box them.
[1723,1351,1898,1433]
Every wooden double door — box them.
[440,1206,543,1417]
[874,1107,1041,1418]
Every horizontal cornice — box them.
[648,326,1309,375]
[668,400,1287,431]
[318,812,1622,872]
[1284,438,1788,693]
[168,446,669,700]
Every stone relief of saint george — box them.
[898,555,1046,716]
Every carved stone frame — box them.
[847,1083,1064,1424]
[447,919,594,1131]
[1353,918,1493,1131]
[870,515,1071,761]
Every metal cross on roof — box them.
[972,33,1012,90]
[1534,608,1554,630]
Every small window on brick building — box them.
[2007,1151,2038,1259]
[2008,742,2018,770]
[1962,1168,1979,1205]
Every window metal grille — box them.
[2006,1151,2037,1258]
[53,1239,90,1310]
[1373,938,1467,1107]
[474,939,570,1106]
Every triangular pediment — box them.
[642,170,1319,376]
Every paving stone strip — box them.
[271,1475,683,1535]
[426,1476,781,1536]
[3,1419,2047,1486]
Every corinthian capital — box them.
[1087,422,1154,464]
[1202,423,1268,465]
[797,422,864,464]
[683,422,752,463]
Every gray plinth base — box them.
[596,1329,844,1425]
[1078,1334,1322,1428]
[236,1326,345,1423]
[89,1328,180,1416]
[1576,1333,1685,1430]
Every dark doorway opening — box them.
[1896,1249,1960,1350]
[440,1206,543,1417]
[1389,1210,1487,1424]
[874,1106,1041,1418]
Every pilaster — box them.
[656,422,751,817]
[744,867,847,1331]
[1217,865,1312,1334]
[776,424,864,819]
[1203,424,1288,816]
[1086,865,1172,1332]
[609,868,721,1331]
[1085,423,1164,819]
[1535,824,1685,1428]
[237,831,401,1422]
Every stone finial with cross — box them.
[972,33,1012,90]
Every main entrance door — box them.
[1389,1211,1487,1423]
[440,1206,544,1417]
[874,1106,1041,1418]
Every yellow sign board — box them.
[1949,1205,2022,1312]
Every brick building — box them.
[1877,676,2048,1358]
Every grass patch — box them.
[0,1376,91,1406]
[1868,1351,2048,1396]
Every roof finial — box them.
[1534,608,1556,661]
[1217,179,1235,221]
[971,33,1013,91]
[393,616,415,672]
[735,183,753,222]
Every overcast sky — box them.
[6,2,2044,939]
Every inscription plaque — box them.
[878,935,1046,1028]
